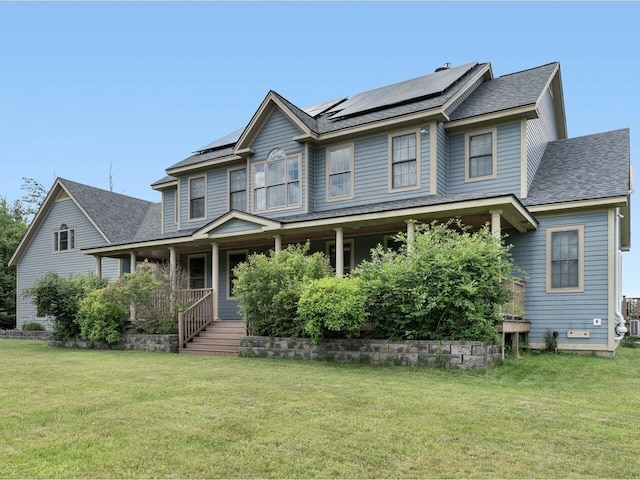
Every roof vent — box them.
[434,62,452,73]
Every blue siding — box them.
[526,88,558,191]
[448,122,522,196]
[214,218,263,235]
[314,129,431,212]
[248,108,306,220]
[16,197,119,330]
[178,170,228,231]
[509,211,610,346]
[162,189,177,234]
[436,122,448,194]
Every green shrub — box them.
[233,243,333,338]
[22,322,45,331]
[355,221,518,343]
[299,276,366,344]
[24,272,107,339]
[76,285,128,344]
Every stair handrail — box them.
[178,290,214,348]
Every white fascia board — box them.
[166,154,244,176]
[527,196,629,214]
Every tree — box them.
[0,198,27,329]
[0,178,47,329]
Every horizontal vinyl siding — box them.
[437,122,448,194]
[509,211,610,346]
[214,218,263,235]
[162,189,177,234]
[526,88,558,190]
[249,108,306,220]
[178,170,228,231]
[15,198,119,329]
[448,122,522,196]
[314,129,431,212]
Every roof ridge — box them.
[496,62,559,79]
[58,177,154,205]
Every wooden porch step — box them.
[180,321,246,357]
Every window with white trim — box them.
[466,130,496,181]
[327,145,353,200]
[228,250,248,298]
[253,148,300,211]
[547,226,584,293]
[390,132,418,190]
[189,176,206,219]
[229,168,247,211]
[53,224,75,252]
[327,239,355,276]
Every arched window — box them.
[53,223,75,252]
[254,148,300,211]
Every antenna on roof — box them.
[434,62,452,73]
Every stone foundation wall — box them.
[0,330,53,341]
[239,337,502,369]
[48,334,179,353]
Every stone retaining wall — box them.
[0,330,53,341]
[239,337,502,369]
[49,334,179,353]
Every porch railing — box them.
[622,296,640,320]
[177,289,214,348]
[502,280,526,320]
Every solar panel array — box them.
[326,62,477,118]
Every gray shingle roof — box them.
[449,63,558,121]
[150,175,177,187]
[524,128,630,207]
[60,178,159,244]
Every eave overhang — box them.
[165,154,244,176]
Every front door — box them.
[188,255,206,289]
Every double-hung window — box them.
[254,148,300,211]
[466,129,497,181]
[390,132,418,190]
[547,226,584,293]
[229,168,247,211]
[53,224,75,252]
[327,145,353,200]
[189,176,206,220]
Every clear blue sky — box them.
[1,1,638,293]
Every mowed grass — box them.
[1,340,640,479]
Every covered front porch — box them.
[84,194,536,355]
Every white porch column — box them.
[406,220,416,252]
[169,247,177,290]
[490,210,502,239]
[95,255,102,279]
[211,242,219,320]
[274,235,282,253]
[335,227,344,276]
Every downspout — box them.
[614,207,627,340]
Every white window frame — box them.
[227,250,248,300]
[228,166,247,212]
[546,225,584,294]
[53,225,75,253]
[326,143,355,201]
[252,152,301,213]
[465,128,498,183]
[326,239,355,276]
[188,174,207,221]
[388,129,421,192]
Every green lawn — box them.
[1,339,639,479]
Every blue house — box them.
[10,61,632,355]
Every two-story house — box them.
[10,61,632,355]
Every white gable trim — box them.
[192,211,282,240]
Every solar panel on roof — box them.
[327,62,477,118]
[195,127,244,153]
[303,98,347,118]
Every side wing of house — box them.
[13,189,120,330]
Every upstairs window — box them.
[53,224,75,252]
[466,129,497,181]
[390,132,418,190]
[229,168,247,211]
[189,176,205,220]
[547,225,584,293]
[253,148,300,211]
[327,145,353,200]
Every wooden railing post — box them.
[178,310,184,348]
